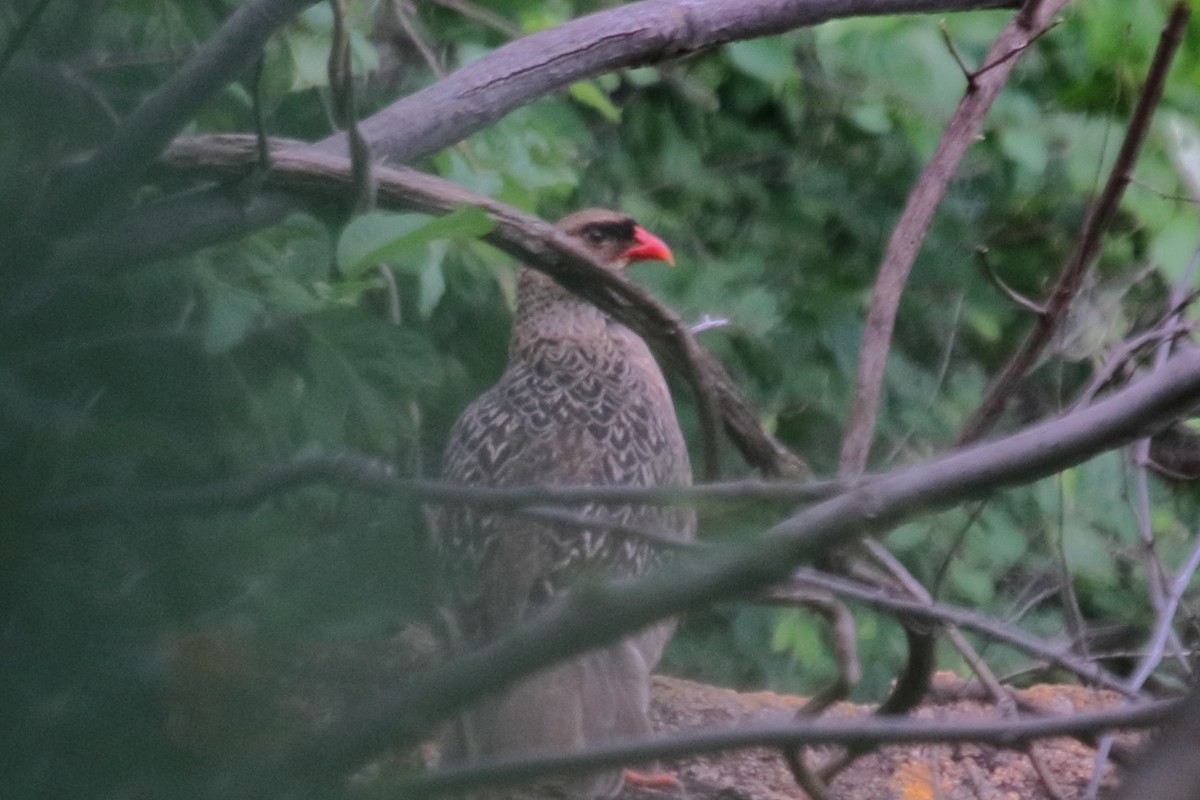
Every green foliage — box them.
[5,0,1200,795]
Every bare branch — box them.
[154,134,806,477]
[402,698,1175,798]
[262,348,1200,787]
[39,452,841,525]
[840,0,1067,476]
[792,569,1138,696]
[318,0,1017,165]
[41,0,1016,281]
[959,2,1192,443]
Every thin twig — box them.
[426,0,520,38]
[959,2,1191,443]
[392,0,445,77]
[1076,321,1199,407]
[970,17,1061,81]
[1128,528,1200,690]
[938,19,975,88]
[792,569,1140,696]
[975,246,1048,315]
[38,453,843,524]
[840,0,1068,476]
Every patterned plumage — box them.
[430,209,695,796]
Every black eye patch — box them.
[580,218,636,243]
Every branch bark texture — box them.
[318,0,1017,164]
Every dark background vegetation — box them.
[2,0,1200,796]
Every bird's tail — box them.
[443,634,665,798]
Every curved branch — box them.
[839,0,1066,476]
[158,134,807,476]
[958,2,1191,443]
[270,347,1200,786]
[43,0,1015,283]
[317,0,1017,163]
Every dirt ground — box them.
[620,673,1137,800]
[163,628,1144,798]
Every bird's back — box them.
[428,213,693,795]
[436,302,693,641]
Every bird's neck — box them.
[509,267,611,359]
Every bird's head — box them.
[556,209,675,271]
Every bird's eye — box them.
[583,227,606,245]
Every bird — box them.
[429,209,695,797]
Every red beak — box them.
[622,226,675,266]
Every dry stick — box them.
[402,699,1176,798]
[1074,319,1200,407]
[159,135,799,479]
[825,5,1067,779]
[391,0,446,78]
[1125,164,1200,653]
[791,569,1139,692]
[1005,11,1194,788]
[841,0,1067,475]
[958,2,1190,445]
[1085,527,1200,799]
[38,454,841,525]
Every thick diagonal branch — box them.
[268,347,1200,787]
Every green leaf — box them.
[336,206,495,278]
[849,103,892,134]
[569,81,621,122]
[948,561,994,605]
[726,38,798,88]
[999,127,1049,178]
[418,241,449,319]
[301,310,443,448]
[201,281,264,354]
